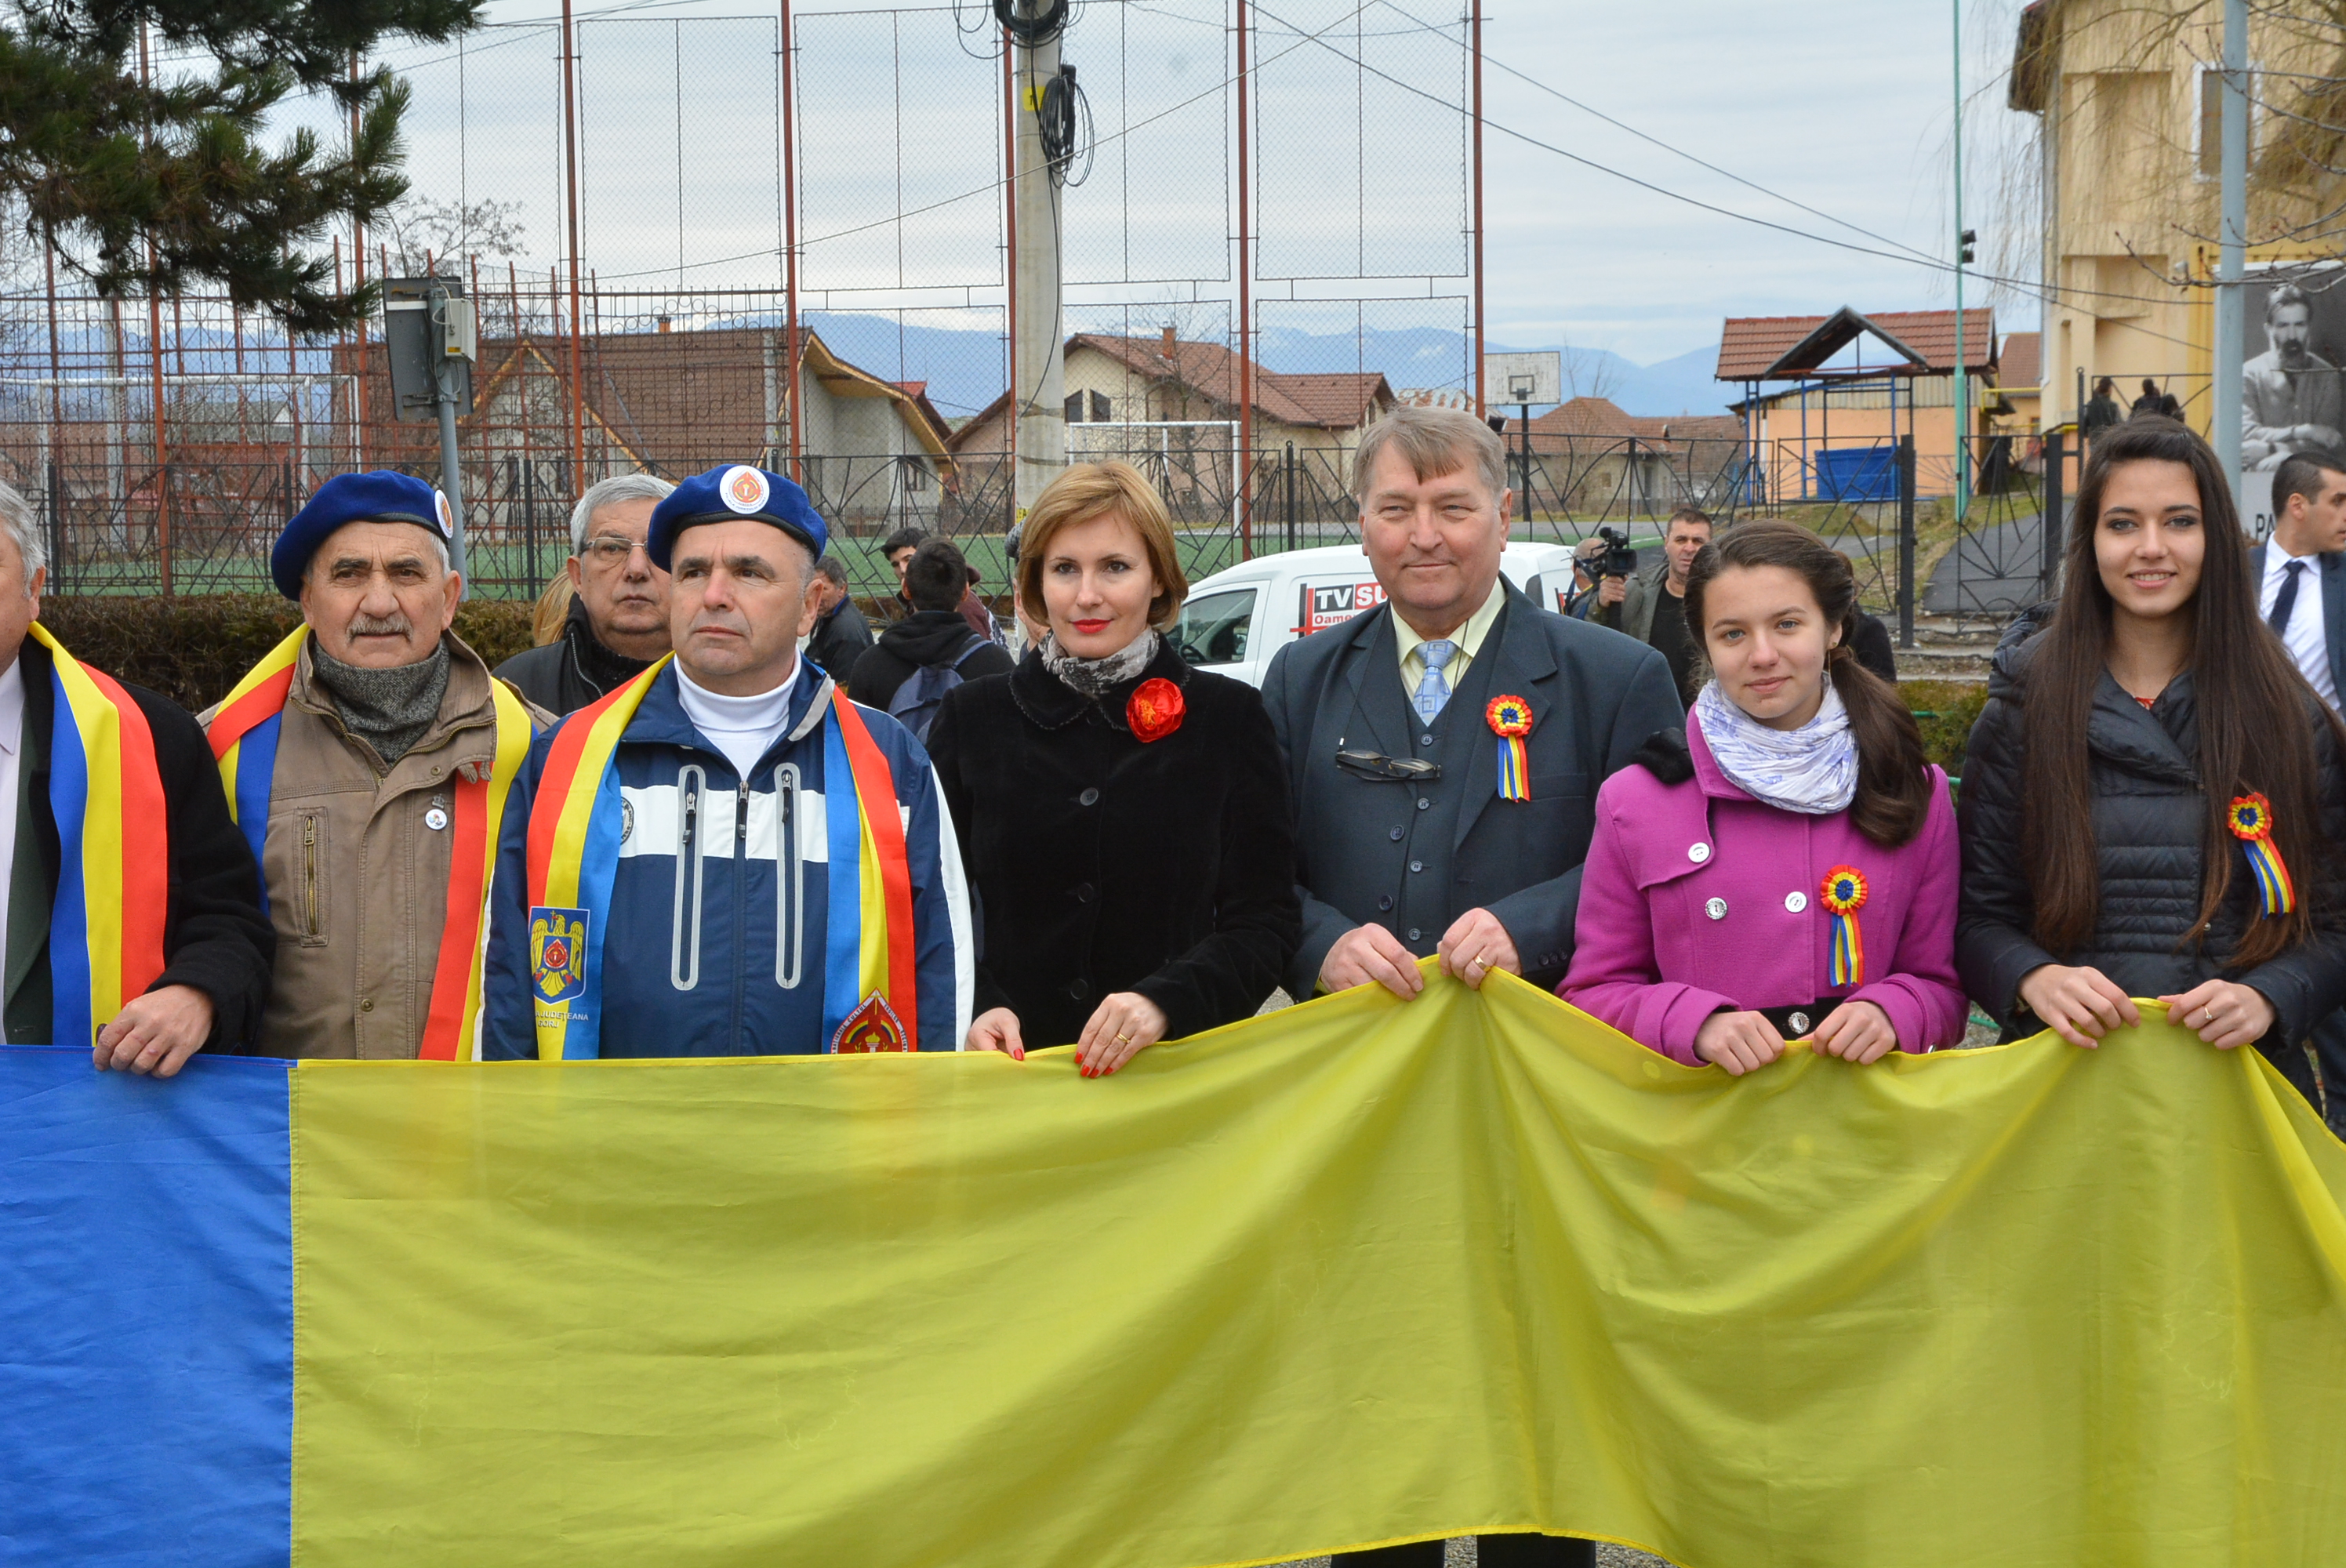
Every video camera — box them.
[1592,525,1638,581]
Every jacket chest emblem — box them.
[530,907,590,1003]
[620,798,637,845]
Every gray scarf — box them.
[1040,630,1160,699]
[310,637,452,766]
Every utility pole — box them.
[1009,0,1067,528]
[1952,0,1969,521]
[2215,0,2248,507]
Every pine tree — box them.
[0,0,485,336]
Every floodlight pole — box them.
[2214,0,2248,503]
[1952,0,1968,521]
[431,281,470,589]
[1010,0,1066,528]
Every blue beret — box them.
[273,470,452,600]
[645,465,830,572]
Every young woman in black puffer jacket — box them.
[1958,417,2346,1103]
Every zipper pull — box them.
[738,779,751,844]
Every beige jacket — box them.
[202,633,547,1059]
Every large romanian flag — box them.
[5,971,2344,1566]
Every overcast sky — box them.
[364,0,2038,368]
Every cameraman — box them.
[1560,534,1607,619]
[1594,505,1712,703]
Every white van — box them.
[1169,542,1588,688]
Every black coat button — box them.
[1407,927,1422,941]
[1418,735,1435,747]
[1073,883,1095,902]
[1409,859,1423,873]
[1417,797,1431,810]
[1378,894,1394,911]
[1069,978,1091,1001]
[1078,787,1099,806]
[1389,826,1404,841]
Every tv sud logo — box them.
[1296,578,1388,636]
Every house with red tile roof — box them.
[942,330,1396,529]
[1715,307,2000,502]
[337,324,959,539]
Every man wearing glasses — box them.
[497,474,677,714]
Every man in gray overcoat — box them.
[1260,405,1680,1568]
[1262,404,1683,1011]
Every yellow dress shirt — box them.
[1393,578,1507,701]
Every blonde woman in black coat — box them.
[925,462,1301,1075]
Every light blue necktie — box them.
[1414,640,1456,725]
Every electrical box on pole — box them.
[1003,0,1072,531]
[383,274,474,589]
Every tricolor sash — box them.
[206,626,534,1061]
[524,659,919,1060]
[29,624,170,1047]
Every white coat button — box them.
[1789,1011,1811,1035]
[1785,891,1808,913]
[424,807,450,832]
[1687,841,1711,863]
[1705,897,1727,920]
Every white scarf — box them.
[1693,678,1858,815]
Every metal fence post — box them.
[1897,434,1916,649]
[2039,430,2064,604]
[1284,441,1296,552]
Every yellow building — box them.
[2010,0,2346,432]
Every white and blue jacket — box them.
[478,659,974,1057]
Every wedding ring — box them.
[1113,1033,1131,1044]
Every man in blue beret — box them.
[477,463,973,1058]
[199,470,547,1062]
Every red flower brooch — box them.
[1127,677,1186,742]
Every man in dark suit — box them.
[2256,448,2346,1132]
[1263,406,1682,1007]
[1260,406,1678,1567]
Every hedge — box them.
[37,596,539,714]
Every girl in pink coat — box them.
[1563,521,1968,1073]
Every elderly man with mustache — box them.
[202,472,548,1061]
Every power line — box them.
[1250,0,2213,356]
[595,0,1382,281]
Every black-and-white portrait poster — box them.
[2241,261,2346,535]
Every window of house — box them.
[1064,391,1086,423]
[1090,390,1112,422]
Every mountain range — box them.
[11,309,1734,426]
[794,314,1733,424]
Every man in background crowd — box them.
[2082,376,2123,448]
[2130,378,2183,422]
[496,474,675,714]
[1593,505,1712,703]
[208,471,543,1062]
[849,538,1015,739]
[1560,533,1607,620]
[2252,448,2346,1134]
[883,523,999,644]
[804,556,874,688]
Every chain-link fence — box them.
[0,0,1498,610]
